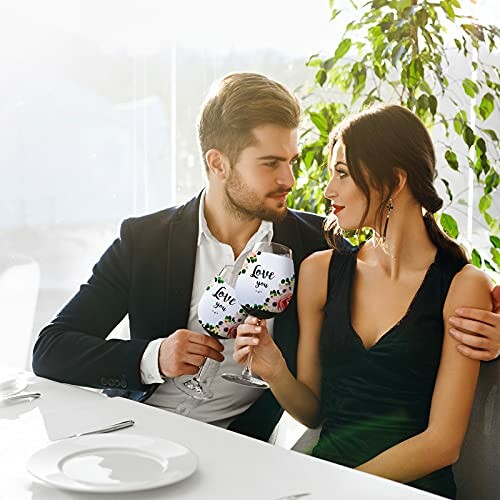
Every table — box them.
[0,372,446,499]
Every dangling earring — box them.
[382,198,394,243]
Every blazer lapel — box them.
[164,194,202,333]
[272,211,304,271]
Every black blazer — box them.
[32,192,328,441]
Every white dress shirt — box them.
[140,192,275,427]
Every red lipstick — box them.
[333,204,345,215]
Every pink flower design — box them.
[227,324,239,339]
[276,293,293,312]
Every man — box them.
[32,72,327,441]
[32,72,500,442]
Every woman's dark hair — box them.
[324,104,467,262]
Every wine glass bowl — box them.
[174,265,246,400]
[197,273,248,339]
[236,249,295,320]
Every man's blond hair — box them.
[197,72,302,172]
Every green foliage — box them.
[290,0,499,271]
[440,213,459,239]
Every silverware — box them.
[55,419,135,440]
[275,494,311,500]
[1,392,41,402]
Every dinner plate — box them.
[27,433,197,492]
[0,371,27,399]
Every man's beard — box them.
[223,167,289,223]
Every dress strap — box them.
[326,245,359,298]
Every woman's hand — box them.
[233,316,286,383]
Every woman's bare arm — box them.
[233,250,331,428]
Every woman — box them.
[233,105,492,498]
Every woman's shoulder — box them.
[445,263,492,312]
[452,263,491,290]
[301,249,334,274]
[298,250,333,307]
[299,250,334,292]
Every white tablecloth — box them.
[0,372,445,499]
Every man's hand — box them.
[449,285,500,361]
[158,330,224,378]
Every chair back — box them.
[454,360,500,500]
[0,255,40,370]
[291,425,321,454]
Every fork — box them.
[55,419,135,440]
[274,494,311,500]
[1,392,41,402]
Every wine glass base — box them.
[220,373,269,389]
[173,377,213,401]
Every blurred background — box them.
[0,0,498,371]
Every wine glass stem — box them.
[242,353,253,378]
[192,357,208,384]
[242,319,259,378]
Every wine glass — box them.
[221,242,295,389]
[173,265,247,400]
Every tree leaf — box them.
[334,38,352,62]
[330,8,342,21]
[453,110,467,134]
[391,42,405,67]
[490,235,500,249]
[315,69,327,86]
[303,150,316,168]
[484,129,498,142]
[462,78,479,98]
[440,1,456,20]
[479,194,492,214]
[323,57,335,71]
[441,178,453,201]
[445,149,459,171]
[417,94,429,114]
[462,23,485,42]
[471,248,482,268]
[492,248,500,268]
[306,53,321,67]
[485,170,499,194]
[309,112,329,136]
[463,126,475,148]
[440,213,459,239]
[429,94,438,115]
[479,93,494,120]
[476,137,487,154]
[484,259,497,272]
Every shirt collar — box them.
[197,190,273,246]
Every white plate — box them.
[27,433,197,493]
[0,372,27,399]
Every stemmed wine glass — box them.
[173,265,247,400]
[221,242,295,389]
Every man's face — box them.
[223,124,298,222]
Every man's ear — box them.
[205,149,229,179]
[392,168,408,199]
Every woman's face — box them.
[324,140,380,231]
